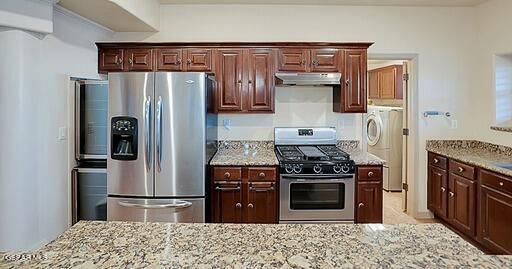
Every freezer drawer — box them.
[72,168,107,224]
[107,197,205,223]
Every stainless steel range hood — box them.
[275,72,341,86]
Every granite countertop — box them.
[426,140,512,177]
[210,140,386,166]
[3,221,511,268]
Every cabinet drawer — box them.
[213,167,242,181]
[449,159,475,180]
[428,153,447,170]
[480,170,512,196]
[357,166,382,181]
[248,167,276,181]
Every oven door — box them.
[280,174,355,222]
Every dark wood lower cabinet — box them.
[211,166,277,224]
[427,165,448,219]
[427,151,512,254]
[479,178,512,254]
[448,173,476,237]
[355,166,383,223]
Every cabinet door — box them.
[185,48,212,71]
[378,67,397,99]
[427,165,448,219]
[156,48,183,71]
[368,71,379,99]
[216,49,244,112]
[212,181,243,223]
[310,49,339,72]
[125,48,153,71]
[246,181,278,223]
[99,48,124,72]
[356,181,382,223]
[246,49,274,112]
[334,49,367,113]
[479,185,512,254]
[448,173,476,237]
[277,48,309,72]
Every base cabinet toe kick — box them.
[427,151,512,254]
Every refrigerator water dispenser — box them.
[111,117,138,160]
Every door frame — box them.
[366,54,420,218]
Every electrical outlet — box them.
[451,120,458,129]
[223,119,231,130]
[58,127,67,140]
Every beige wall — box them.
[113,4,485,215]
[474,0,512,145]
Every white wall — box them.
[0,0,54,34]
[113,4,479,216]
[218,86,362,141]
[474,0,512,145]
[0,6,112,251]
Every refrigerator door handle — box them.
[156,96,163,172]
[117,200,192,209]
[144,96,152,172]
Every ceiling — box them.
[158,0,488,6]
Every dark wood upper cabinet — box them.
[448,173,476,237]
[277,48,309,72]
[99,48,124,72]
[310,48,339,72]
[427,164,448,219]
[368,65,403,100]
[185,48,212,71]
[156,48,183,71]
[216,49,244,112]
[333,49,367,113]
[246,181,277,224]
[368,71,379,99]
[125,48,153,71]
[246,49,274,112]
[212,181,243,223]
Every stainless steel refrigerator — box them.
[107,72,217,223]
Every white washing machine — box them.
[367,106,403,191]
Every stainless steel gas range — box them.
[275,127,355,223]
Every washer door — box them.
[367,113,383,146]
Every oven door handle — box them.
[281,174,354,180]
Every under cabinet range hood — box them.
[275,72,342,86]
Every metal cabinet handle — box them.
[458,167,464,173]
[433,158,439,163]
[235,203,242,209]
[358,203,365,208]
[249,182,275,192]
[312,60,318,66]
[144,96,151,172]
[258,172,266,178]
[368,171,374,177]
[118,200,192,209]
[215,186,240,191]
[187,59,192,64]
[117,58,123,65]
[156,96,163,172]
[248,203,254,209]
[449,191,454,197]
[301,59,307,65]
[248,80,252,84]
[224,172,231,179]
[499,182,504,186]
[237,80,243,84]
[345,79,350,86]
[176,59,182,65]
[441,187,446,192]
[128,58,133,64]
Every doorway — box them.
[364,56,427,224]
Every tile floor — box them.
[382,191,437,224]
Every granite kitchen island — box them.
[2,221,511,268]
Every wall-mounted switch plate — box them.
[223,119,231,130]
[58,127,67,140]
[451,120,458,129]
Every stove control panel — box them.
[280,162,355,175]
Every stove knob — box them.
[333,165,342,174]
[285,164,294,174]
[341,165,350,173]
[313,164,322,174]
[293,164,302,174]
